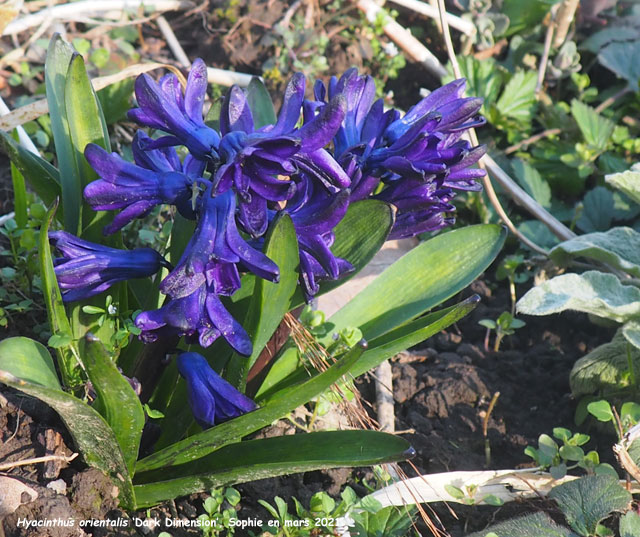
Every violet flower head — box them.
[214,75,349,237]
[283,177,353,299]
[176,352,257,428]
[84,143,196,235]
[128,59,221,162]
[309,71,487,238]
[51,231,169,302]
[135,283,253,354]
[159,186,279,300]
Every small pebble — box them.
[47,479,67,495]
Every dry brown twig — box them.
[0,452,78,471]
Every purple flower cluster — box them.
[52,59,486,357]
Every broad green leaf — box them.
[80,335,144,475]
[517,271,640,323]
[468,512,579,537]
[599,41,640,91]
[45,34,79,234]
[622,320,640,351]
[246,77,277,128]
[225,214,299,390]
[576,187,615,233]
[495,70,537,125]
[606,168,640,206]
[351,296,479,379]
[570,330,640,396]
[517,220,561,250]
[133,430,412,507]
[0,370,134,508]
[254,344,300,400]
[0,130,62,220]
[587,400,614,422]
[620,511,640,537]
[502,0,557,36]
[64,53,111,240]
[325,224,506,342]
[0,337,61,389]
[290,200,396,306]
[571,100,615,152]
[550,227,640,278]
[97,79,134,125]
[39,200,82,388]
[582,27,640,54]
[136,342,366,472]
[549,476,631,536]
[512,159,551,209]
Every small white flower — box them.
[383,41,399,57]
[107,304,117,315]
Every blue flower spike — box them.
[176,352,257,427]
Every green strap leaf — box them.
[550,227,640,278]
[353,296,480,379]
[136,341,366,473]
[39,200,82,388]
[325,224,506,342]
[0,370,135,508]
[290,200,396,308]
[246,77,277,128]
[45,34,79,234]
[64,53,111,241]
[0,337,61,389]
[133,430,413,507]
[81,335,145,475]
[0,130,62,221]
[225,214,299,390]
[517,270,640,323]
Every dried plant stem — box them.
[356,0,447,78]
[536,15,555,95]
[0,453,78,471]
[3,0,194,35]
[505,128,562,154]
[436,0,575,253]
[156,14,190,67]
[375,360,395,433]
[552,0,579,48]
[482,391,500,467]
[0,95,39,155]
[388,0,476,36]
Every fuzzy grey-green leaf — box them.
[606,167,640,206]
[467,512,579,537]
[517,271,640,323]
[550,227,640,278]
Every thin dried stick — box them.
[536,14,555,95]
[0,95,39,155]
[552,0,579,48]
[505,128,562,154]
[156,14,190,67]
[357,0,447,79]
[388,0,475,36]
[0,453,78,471]
[375,360,395,433]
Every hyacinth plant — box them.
[0,35,506,509]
